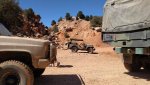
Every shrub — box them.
[89,15,93,20]
[85,15,90,21]
[65,13,72,20]
[76,11,85,19]
[0,0,23,32]
[51,25,59,33]
[51,20,56,26]
[90,16,102,27]
[64,32,70,38]
[58,17,63,22]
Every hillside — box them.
[57,19,104,47]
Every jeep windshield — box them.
[0,23,12,36]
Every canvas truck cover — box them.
[102,0,150,32]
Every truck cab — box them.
[0,23,57,85]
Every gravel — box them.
[35,47,150,85]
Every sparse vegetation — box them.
[22,8,47,36]
[0,1,47,36]
[0,0,23,33]
[24,8,35,20]
[51,20,56,26]
[90,15,93,20]
[64,32,70,38]
[58,12,102,28]
[85,15,90,21]
[0,0,102,37]
[65,13,72,20]
[90,16,102,27]
[62,11,101,26]
[51,25,59,33]
[76,11,85,20]
[58,17,63,22]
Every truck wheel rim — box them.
[4,74,20,85]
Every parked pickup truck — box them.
[102,0,150,72]
[0,23,57,85]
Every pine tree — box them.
[85,15,90,21]
[89,15,93,20]
[51,20,56,26]
[90,16,103,27]
[24,8,35,20]
[76,11,85,19]
[0,0,23,32]
[65,13,72,20]
[58,17,63,22]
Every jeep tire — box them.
[71,47,78,52]
[0,60,34,85]
[88,48,94,54]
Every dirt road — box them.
[35,47,150,85]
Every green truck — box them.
[102,0,150,72]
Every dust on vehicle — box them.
[0,23,57,85]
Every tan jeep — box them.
[0,24,57,85]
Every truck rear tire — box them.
[33,69,45,77]
[143,64,150,71]
[124,63,141,72]
[0,60,34,85]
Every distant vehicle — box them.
[102,0,150,72]
[66,38,95,54]
[0,23,57,85]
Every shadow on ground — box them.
[34,74,85,85]
[58,65,73,68]
[124,69,150,81]
[78,51,98,54]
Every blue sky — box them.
[19,0,106,27]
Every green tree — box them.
[0,0,23,32]
[36,14,41,20]
[51,20,56,26]
[90,16,103,27]
[89,15,93,20]
[76,11,85,19]
[85,15,90,21]
[58,17,63,22]
[24,8,35,20]
[65,13,72,20]
[51,25,59,33]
